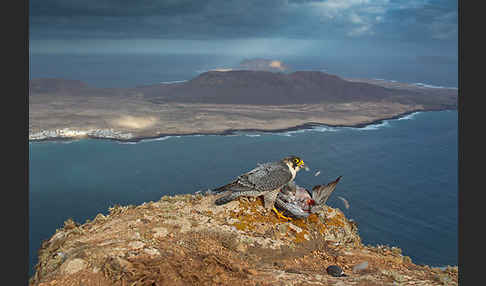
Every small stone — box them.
[152,227,169,238]
[128,241,145,249]
[278,224,288,234]
[326,265,346,277]
[144,248,160,256]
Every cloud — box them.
[304,0,390,37]
[347,24,373,36]
[428,11,457,40]
[269,60,285,70]
[29,0,458,50]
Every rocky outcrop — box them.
[30,194,458,286]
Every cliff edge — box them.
[30,194,458,286]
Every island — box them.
[29,70,457,142]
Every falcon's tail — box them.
[214,192,241,205]
[211,182,237,194]
[214,184,257,205]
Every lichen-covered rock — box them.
[29,194,458,286]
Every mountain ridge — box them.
[30,70,455,107]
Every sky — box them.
[29,0,458,59]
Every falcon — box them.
[213,156,309,219]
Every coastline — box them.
[29,107,456,144]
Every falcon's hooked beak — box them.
[298,161,310,171]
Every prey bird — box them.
[275,176,342,219]
[213,156,309,220]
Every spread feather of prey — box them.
[275,176,342,219]
[213,156,308,211]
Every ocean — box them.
[29,53,458,89]
[29,110,458,275]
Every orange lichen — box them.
[229,197,277,232]
[307,214,320,224]
[233,222,249,231]
[293,229,310,243]
[324,213,346,227]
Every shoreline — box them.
[29,107,456,144]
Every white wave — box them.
[397,112,421,121]
[352,120,391,131]
[159,80,188,84]
[274,132,294,137]
[311,126,340,132]
[245,134,261,137]
[137,136,182,143]
[413,82,458,89]
[272,125,340,136]
[285,129,309,135]
[140,137,170,143]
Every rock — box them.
[326,265,346,277]
[152,227,169,238]
[128,241,145,249]
[277,223,288,235]
[30,193,458,286]
[144,248,160,256]
[60,258,86,275]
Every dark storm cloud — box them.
[29,0,458,54]
[29,0,293,40]
[29,0,209,17]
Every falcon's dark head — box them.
[282,155,309,172]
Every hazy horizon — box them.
[30,0,457,88]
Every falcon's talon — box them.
[272,207,292,221]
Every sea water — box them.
[29,110,458,275]
[29,53,458,88]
